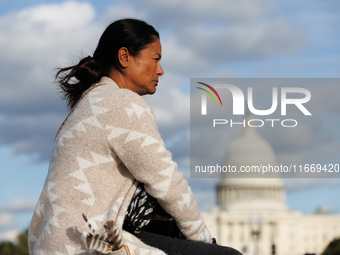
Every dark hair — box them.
[56,19,159,109]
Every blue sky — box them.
[0,0,339,242]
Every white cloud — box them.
[308,80,340,115]
[132,0,267,24]
[0,113,65,159]
[149,84,190,126]
[160,38,210,75]
[175,19,304,65]
[4,198,37,213]
[0,229,19,242]
[0,213,14,228]
[178,0,266,20]
[17,1,93,31]
[0,2,103,159]
[129,0,305,72]
[0,1,103,117]
[103,2,146,23]
[284,178,340,191]
[0,1,99,64]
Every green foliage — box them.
[322,238,340,255]
[0,229,29,255]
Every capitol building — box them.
[202,125,340,255]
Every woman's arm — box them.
[105,91,212,243]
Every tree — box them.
[0,229,29,255]
[322,238,340,255]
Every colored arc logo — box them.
[196,82,223,106]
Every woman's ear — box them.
[118,47,129,68]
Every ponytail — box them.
[56,56,104,109]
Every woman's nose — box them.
[157,63,164,76]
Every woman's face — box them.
[125,38,164,95]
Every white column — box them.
[223,187,226,204]
[217,187,221,205]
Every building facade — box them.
[202,126,340,255]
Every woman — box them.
[28,19,241,255]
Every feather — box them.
[104,220,123,251]
[82,213,114,253]
[82,213,95,234]
[82,232,112,254]
[82,213,124,252]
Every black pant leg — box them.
[135,230,243,255]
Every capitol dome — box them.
[217,119,287,212]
